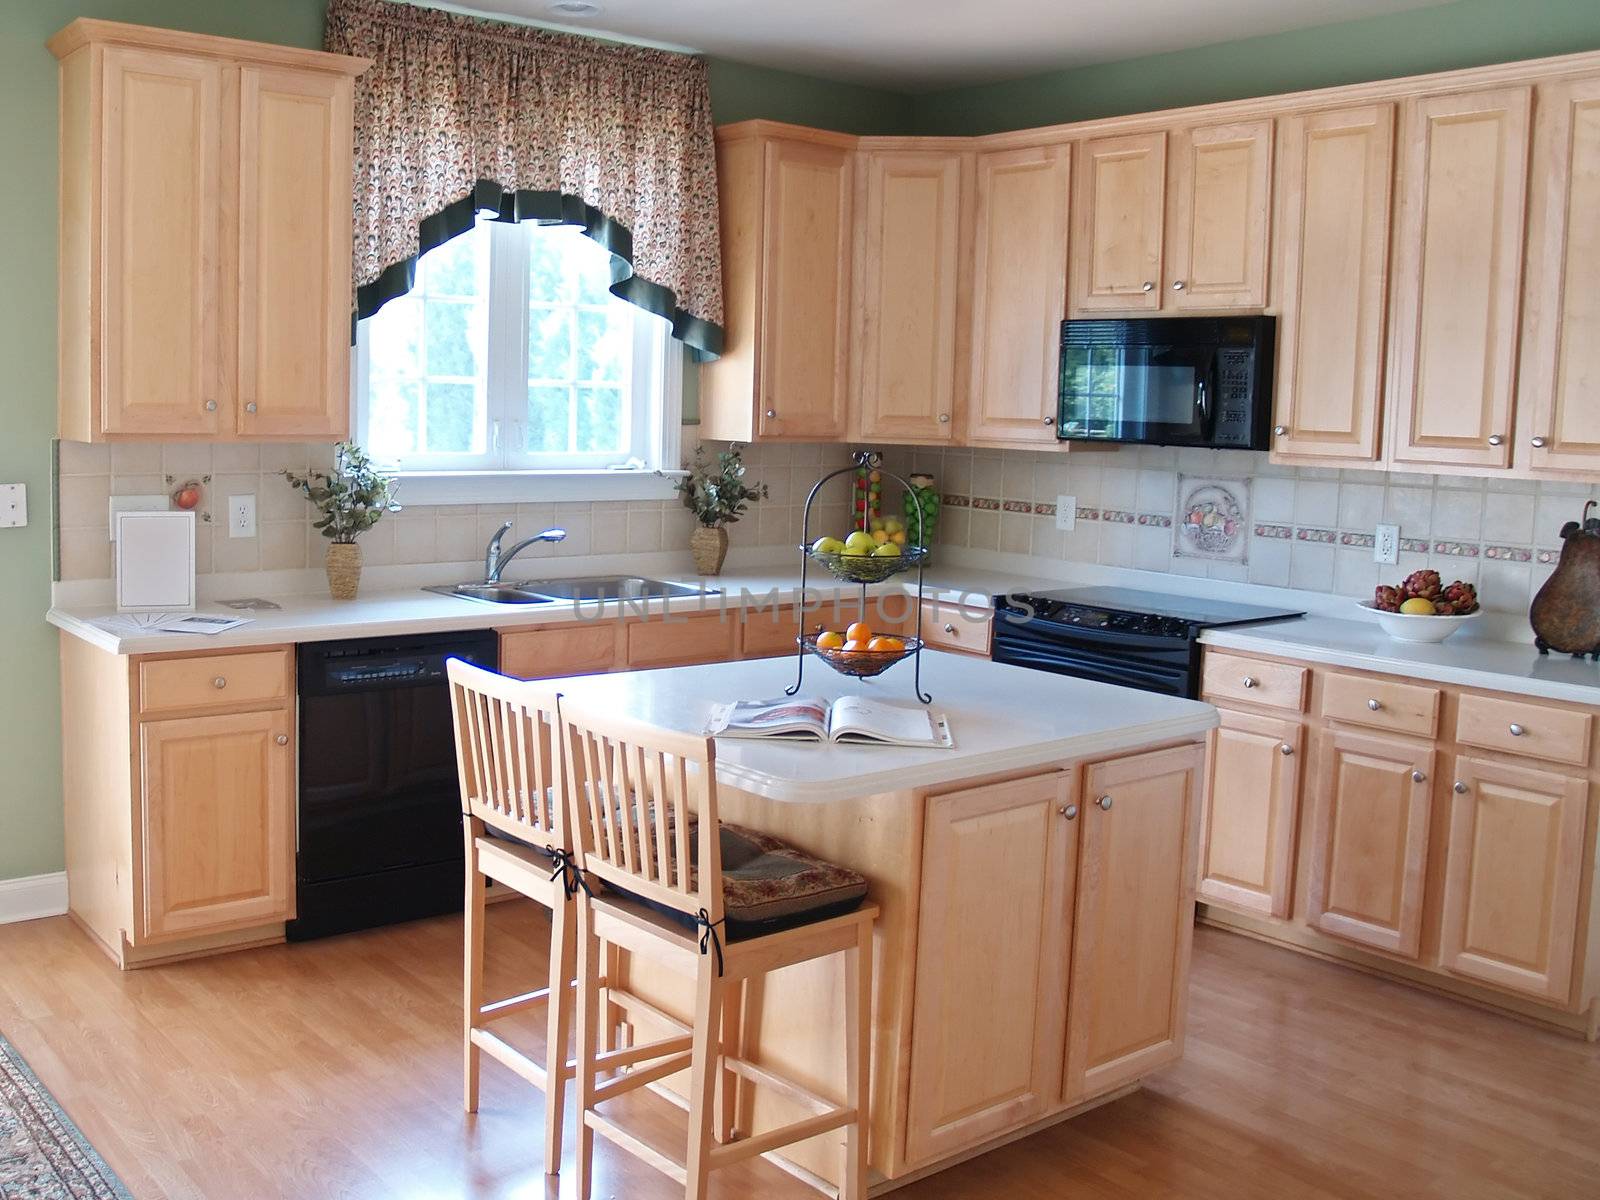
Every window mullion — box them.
[485,221,530,470]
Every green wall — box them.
[915,0,1600,134]
[0,0,906,885]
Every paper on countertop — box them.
[90,611,254,637]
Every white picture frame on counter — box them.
[113,509,196,612]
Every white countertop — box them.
[551,650,1218,803]
[1202,617,1600,706]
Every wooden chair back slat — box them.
[558,698,723,923]
[447,659,564,849]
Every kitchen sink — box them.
[425,576,715,606]
[424,582,556,605]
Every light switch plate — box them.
[108,494,170,541]
[228,494,257,539]
[1374,523,1400,565]
[1055,495,1076,532]
[0,483,25,528]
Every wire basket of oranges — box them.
[802,622,920,680]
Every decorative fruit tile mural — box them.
[1174,477,1250,565]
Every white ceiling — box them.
[451,0,1448,91]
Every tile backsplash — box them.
[881,444,1597,615]
[53,439,854,584]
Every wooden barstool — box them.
[557,697,877,1200]
[447,660,578,1174]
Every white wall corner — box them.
[0,872,69,925]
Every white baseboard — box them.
[0,872,69,924]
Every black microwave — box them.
[1056,315,1275,450]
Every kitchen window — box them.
[353,218,680,497]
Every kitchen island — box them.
[552,649,1217,1192]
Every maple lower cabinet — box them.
[701,124,853,442]
[852,148,966,443]
[1063,743,1203,1101]
[1270,104,1395,463]
[1438,757,1590,1002]
[1165,120,1273,310]
[1517,75,1600,475]
[1385,87,1532,471]
[1071,131,1168,313]
[966,144,1073,446]
[50,20,365,443]
[904,771,1076,1165]
[1198,708,1301,917]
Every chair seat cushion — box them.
[716,823,869,939]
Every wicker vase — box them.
[325,542,363,600]
[690,525,728,576]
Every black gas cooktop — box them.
[1011,586,1305,639]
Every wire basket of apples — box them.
[1359,570,1481,643]
[803,621,921,679]
[804,519,928,584]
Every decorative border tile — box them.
[1433,540,1479,557]
[1399,537,1430,554]
[970,497,1000,511]
[1483,545,1533,562]
[1002,499,1033,513]
[940,493,969,508]
[1032,502,1057,518]
[1137,513,1173,528]
[1101,509,1137,525]
[1537,549,1560,565]
[1295,527,1338,544]
[1254,523,1293,539]
[1075,506,1101,521]
[1339,532,1376,549]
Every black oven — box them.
[1056,315,1275,449]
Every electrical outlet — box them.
[1055,495,1077,532]
[0,483,25,528]
[1374,523,1400,566]
[229,494,257,539]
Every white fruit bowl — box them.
[1357,600,1481,643]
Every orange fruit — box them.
[842,638,871,654]
[845,621,872,643]
[816,630,846,650]
[867,635,904,652]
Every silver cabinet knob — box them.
[1532,436,1548,448]
[212,676,227,689]
[1141,281,1155,292]
[943,623,956,634]
[1059,804,1079,820]
[204,400,218,412]
[1509,723,1525,736]
[938,413,950,423]
[765,409,777,419]
[245,401,257,414]
[1367,698,1382,711]
[1171,280,1187,291]
[1279,743,1294,756]
[1273,424,1288,436]
[1043,416,1054,425]
[1241,676,1257,688]
[1097,795,1113,811]
[1411,769,1426,783]
[276,734,289,746]
[1487,434,1503,446]
[1453,780,1468,794]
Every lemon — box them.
[1399,597,1435,615]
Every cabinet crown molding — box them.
[48,17,371,76]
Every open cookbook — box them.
[707,696,954,748]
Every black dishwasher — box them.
[288,630,497,941]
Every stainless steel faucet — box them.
[483,521,566,583]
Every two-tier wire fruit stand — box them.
[787,451,933,703]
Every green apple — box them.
[871,541,901,557]
[842,531,877,556]
[810,535,846,555]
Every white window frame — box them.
[352,220,684,505]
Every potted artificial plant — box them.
[283,442,400,600]
[674,444,768,576]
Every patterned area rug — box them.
[0,1034,132,1199]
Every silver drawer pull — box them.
[1059,804,1079,820]
[1453,781,1468,794]
[1531,436,1548,448]
[1273,424,1288,436]
[276,734,289,746]
[1241,676,1257,689]
[1141,281,1155,292]
[938,413,950,423]
[943,623,956,634]
[245,402,257,414]
[1411,769,1426,783]
[204,400,218,412]
[1279,743,1294,756]
[1487,434,1503,446]
[764,409,776,419]
[1367,698,1382,711]
[212,676,227,689]
[1508,723,1525,737]
[1096,794,1113,811]
[1171,279,1186,291]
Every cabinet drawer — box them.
[500,623,618,681]
[1321,672,1439,738]
[1455,694,1592,767]
[1201,652,1307,711]
[626,611,738,669]
[138,649,291,717]
[920,601,992,656]
[741,606,803,658]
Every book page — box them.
[707,697,830,740]
[828,697,953,747]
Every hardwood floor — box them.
[1,906,1596,1199]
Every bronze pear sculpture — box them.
[1530,500,1600,658]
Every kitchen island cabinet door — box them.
[1071,131,1166,313]
[1063,743,1202,1103]
[1306,730,1434,958]
[139,710,293,941]
[1166,119,1273,310]
[1198,708,1301,918]
[1439,757,1589,1003]
[1386,87,1531,470]
[904,771,1077,1166]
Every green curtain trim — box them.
[353,179,724,360]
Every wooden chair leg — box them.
[572,899,601,1200]
[715,981,743,1144]
[542,896,577,1174]
[684,955,723,1200]
[841,916,872,1200]
[463,831,486,1115]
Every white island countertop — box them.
[550,649,1218,803]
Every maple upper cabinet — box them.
[700,124,853,442]
[1385,88,1532,470]
[966,144,1072,446]
[1071,131,1167,312]
[852,147,967,443]
[1517,76,1600,475]
[1165,120,1273,309]
[51,20,365,443]
[1270,104,1395,463]
[1198,708,1302,918]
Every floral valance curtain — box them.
[325,0,724,357]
